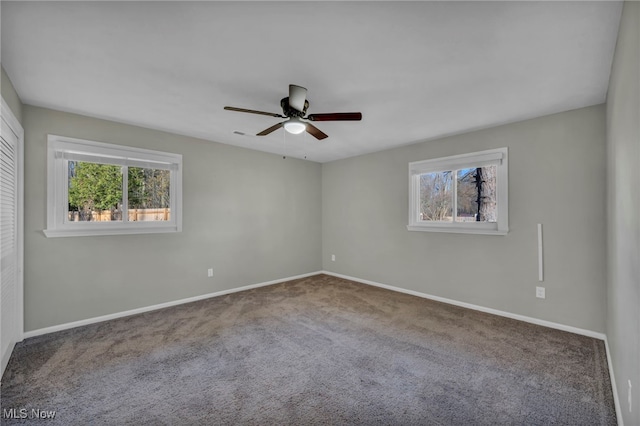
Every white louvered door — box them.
[0,109,21,378]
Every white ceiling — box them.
[1,1,622,163]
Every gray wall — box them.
[323,105,606,333]
[606,1,639,423]
[1,65,23,124]
[23,105,322,331]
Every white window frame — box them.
[44,135,182,238]
[407,147,508,235]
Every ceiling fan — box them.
[224,84,362,140]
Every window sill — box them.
[406,225,508,236]
[43,226,180,238]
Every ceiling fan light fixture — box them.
[284,119,306,135]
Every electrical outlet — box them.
[207,268,213,278]
[331,254,336,262]
[536,286,545,299]
[629,380,633,413]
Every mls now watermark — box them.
[3,408,57,420]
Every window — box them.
[408,147,508,235]
[45,135,182,237]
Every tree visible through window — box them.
[456,166,497,222]
[68,162,171,222]
[46,134,182,237]
[408,148,507,235]
[68,162,123,221]
[419,166,496,223]
[419,171,452,221]
[128,167,171,221]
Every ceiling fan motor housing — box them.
[281,97,309,118]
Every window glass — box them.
[456,166,497,223]
[128,167,171,222]
[419,171,453,221]
[68,161,123,222]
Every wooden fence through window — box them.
[68,208,170,222]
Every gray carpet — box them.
[1,274,616,425]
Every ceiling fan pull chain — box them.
[303,130,308,160]
[282,127,286,159]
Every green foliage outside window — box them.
[128,167,170,209]
[68,162,122,213]
[68,162,171,222]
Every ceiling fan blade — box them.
[289,85,308,112]
[256,122,284,136]
[306,112,362,121]
[305,123,328,140]
[224,106,284,118]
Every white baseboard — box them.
[604,336,624,426]
[23,271,322,339]
[321,270,606,340]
